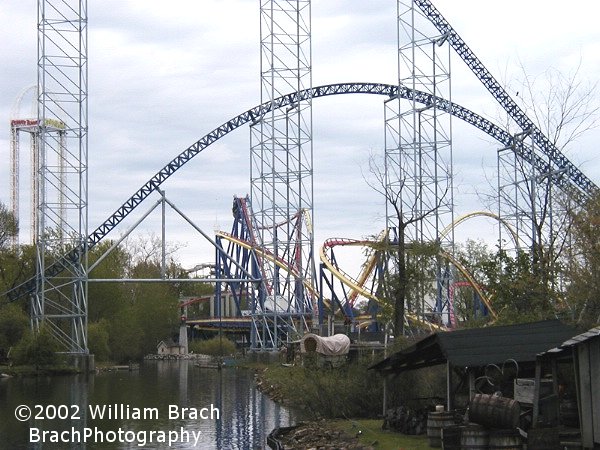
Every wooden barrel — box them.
[469,394,520,429]
[441,425,463,450]
[488,429,522,449]
[460,424,489,450]
[427,411,457,448]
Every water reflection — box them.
[0,361,298,449]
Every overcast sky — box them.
[1,0,599,274]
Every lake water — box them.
[0,361,298,449]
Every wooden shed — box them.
[536,326,600,449]
[370,320,577,411]
[157,339,185,355]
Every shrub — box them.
[259,356,383,418]
[11,326,62,367]
[259,355,447,419]
[189,336,236,356]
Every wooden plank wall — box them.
[590,338,600,446]
[578,336,600,448]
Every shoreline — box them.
[0,365,81,377]
[254,365,374,449]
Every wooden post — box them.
[532,358,542,426]
[551,357,560,426]
[383,376,388,416]
[447,361,453,411]
[468,369,476,401]
[578,343,593,447]
[382,329,389,416]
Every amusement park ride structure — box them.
[5,0,600,353]
[11,0,90,354]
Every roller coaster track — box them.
[220,231,446,330]
[328,211,524,324]
[346,229,388,307]
[321,237,381,308]
[438,249,495,319]
[440,211,521,250]
[319,236,496,320]
[414,0,598,200]
[215,231,321,301]
[236,196,272,293]
[319,238,446,330]
[5,81,596,302]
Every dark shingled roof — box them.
[540,325,600,358]
[371,320,577,374]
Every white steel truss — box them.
[249,0,315,349]
[384,0,454,327]
[34,0,88,353]
[497,135,568,273]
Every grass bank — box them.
[331,419,430,449]
[254,355,446,448]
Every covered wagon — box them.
[300,333,350,368]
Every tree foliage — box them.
[189,336,236,356]
[0,202,18,251]
[0,302,30,361]
[364,154,450,336]
[12,326,62,367]
[88,320,111,362]
[0,226,212,365]
[373,240,441,329]
[88,241,129,322]
[445,64,600,329]
[475,249,557,324]
[565,193,600,327]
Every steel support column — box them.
[35,0,88,353]
[249,0,315,349]
[384,0,454,328]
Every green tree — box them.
[108,306,145,363]
[0,202,33,301]
[88,320,111,362]
[87,241,129,322]
[129,261,180,357]
[99,255,181,362]
[565,193,600,327]
[451,240,494,325]
[458,245,557,324]
[373,240,440,329]
[87,236,185,361]
[0,302,29,361]
[0,245,36,296]
[365,156,449,335]
[12,325,62,367]
[0,201,18,250]
[189,336,236,356]
[491,63,599,307]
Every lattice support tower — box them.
[34,0,89,353]
[384,0,454,328]
[249,0,315,349]
[497,134,568,289]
